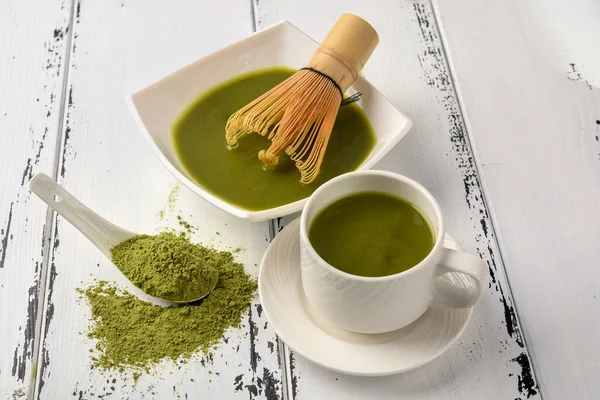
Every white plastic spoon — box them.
[29,173,217,304]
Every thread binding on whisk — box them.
[299,67,362,106]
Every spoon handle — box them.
[29,173,135,258]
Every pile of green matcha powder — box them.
[78,233,257,375]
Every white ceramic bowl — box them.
[126,20,412,221]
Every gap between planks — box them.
[429,0,543,395]
[267,219,294,400]
[29,0,77,399]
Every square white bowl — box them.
[126,20,412,222]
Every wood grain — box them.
[0,0,71,398]
[33,1,283,399]
[434,0,600,397]
[256,1,540,399]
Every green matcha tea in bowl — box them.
[171,67,376,212]
[299,170,489,334]
[127,18,412,221]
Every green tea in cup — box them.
[300,171,488,333]
[308,192,434,277]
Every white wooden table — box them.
[1,0,598,399]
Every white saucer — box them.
[259,218,474,376]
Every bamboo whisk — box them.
[225,14,379,185]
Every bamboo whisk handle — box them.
[307,14,379,92]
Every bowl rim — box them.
[125,19,412,222]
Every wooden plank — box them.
[256,1,540,399]
[34,1,284,399]
[433,0,600,397]
[514,0,600,88]
[0,0,71,398]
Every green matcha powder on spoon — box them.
[29,173,218,303]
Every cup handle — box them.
[431,248,489,309]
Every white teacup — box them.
[299,170,489,334]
